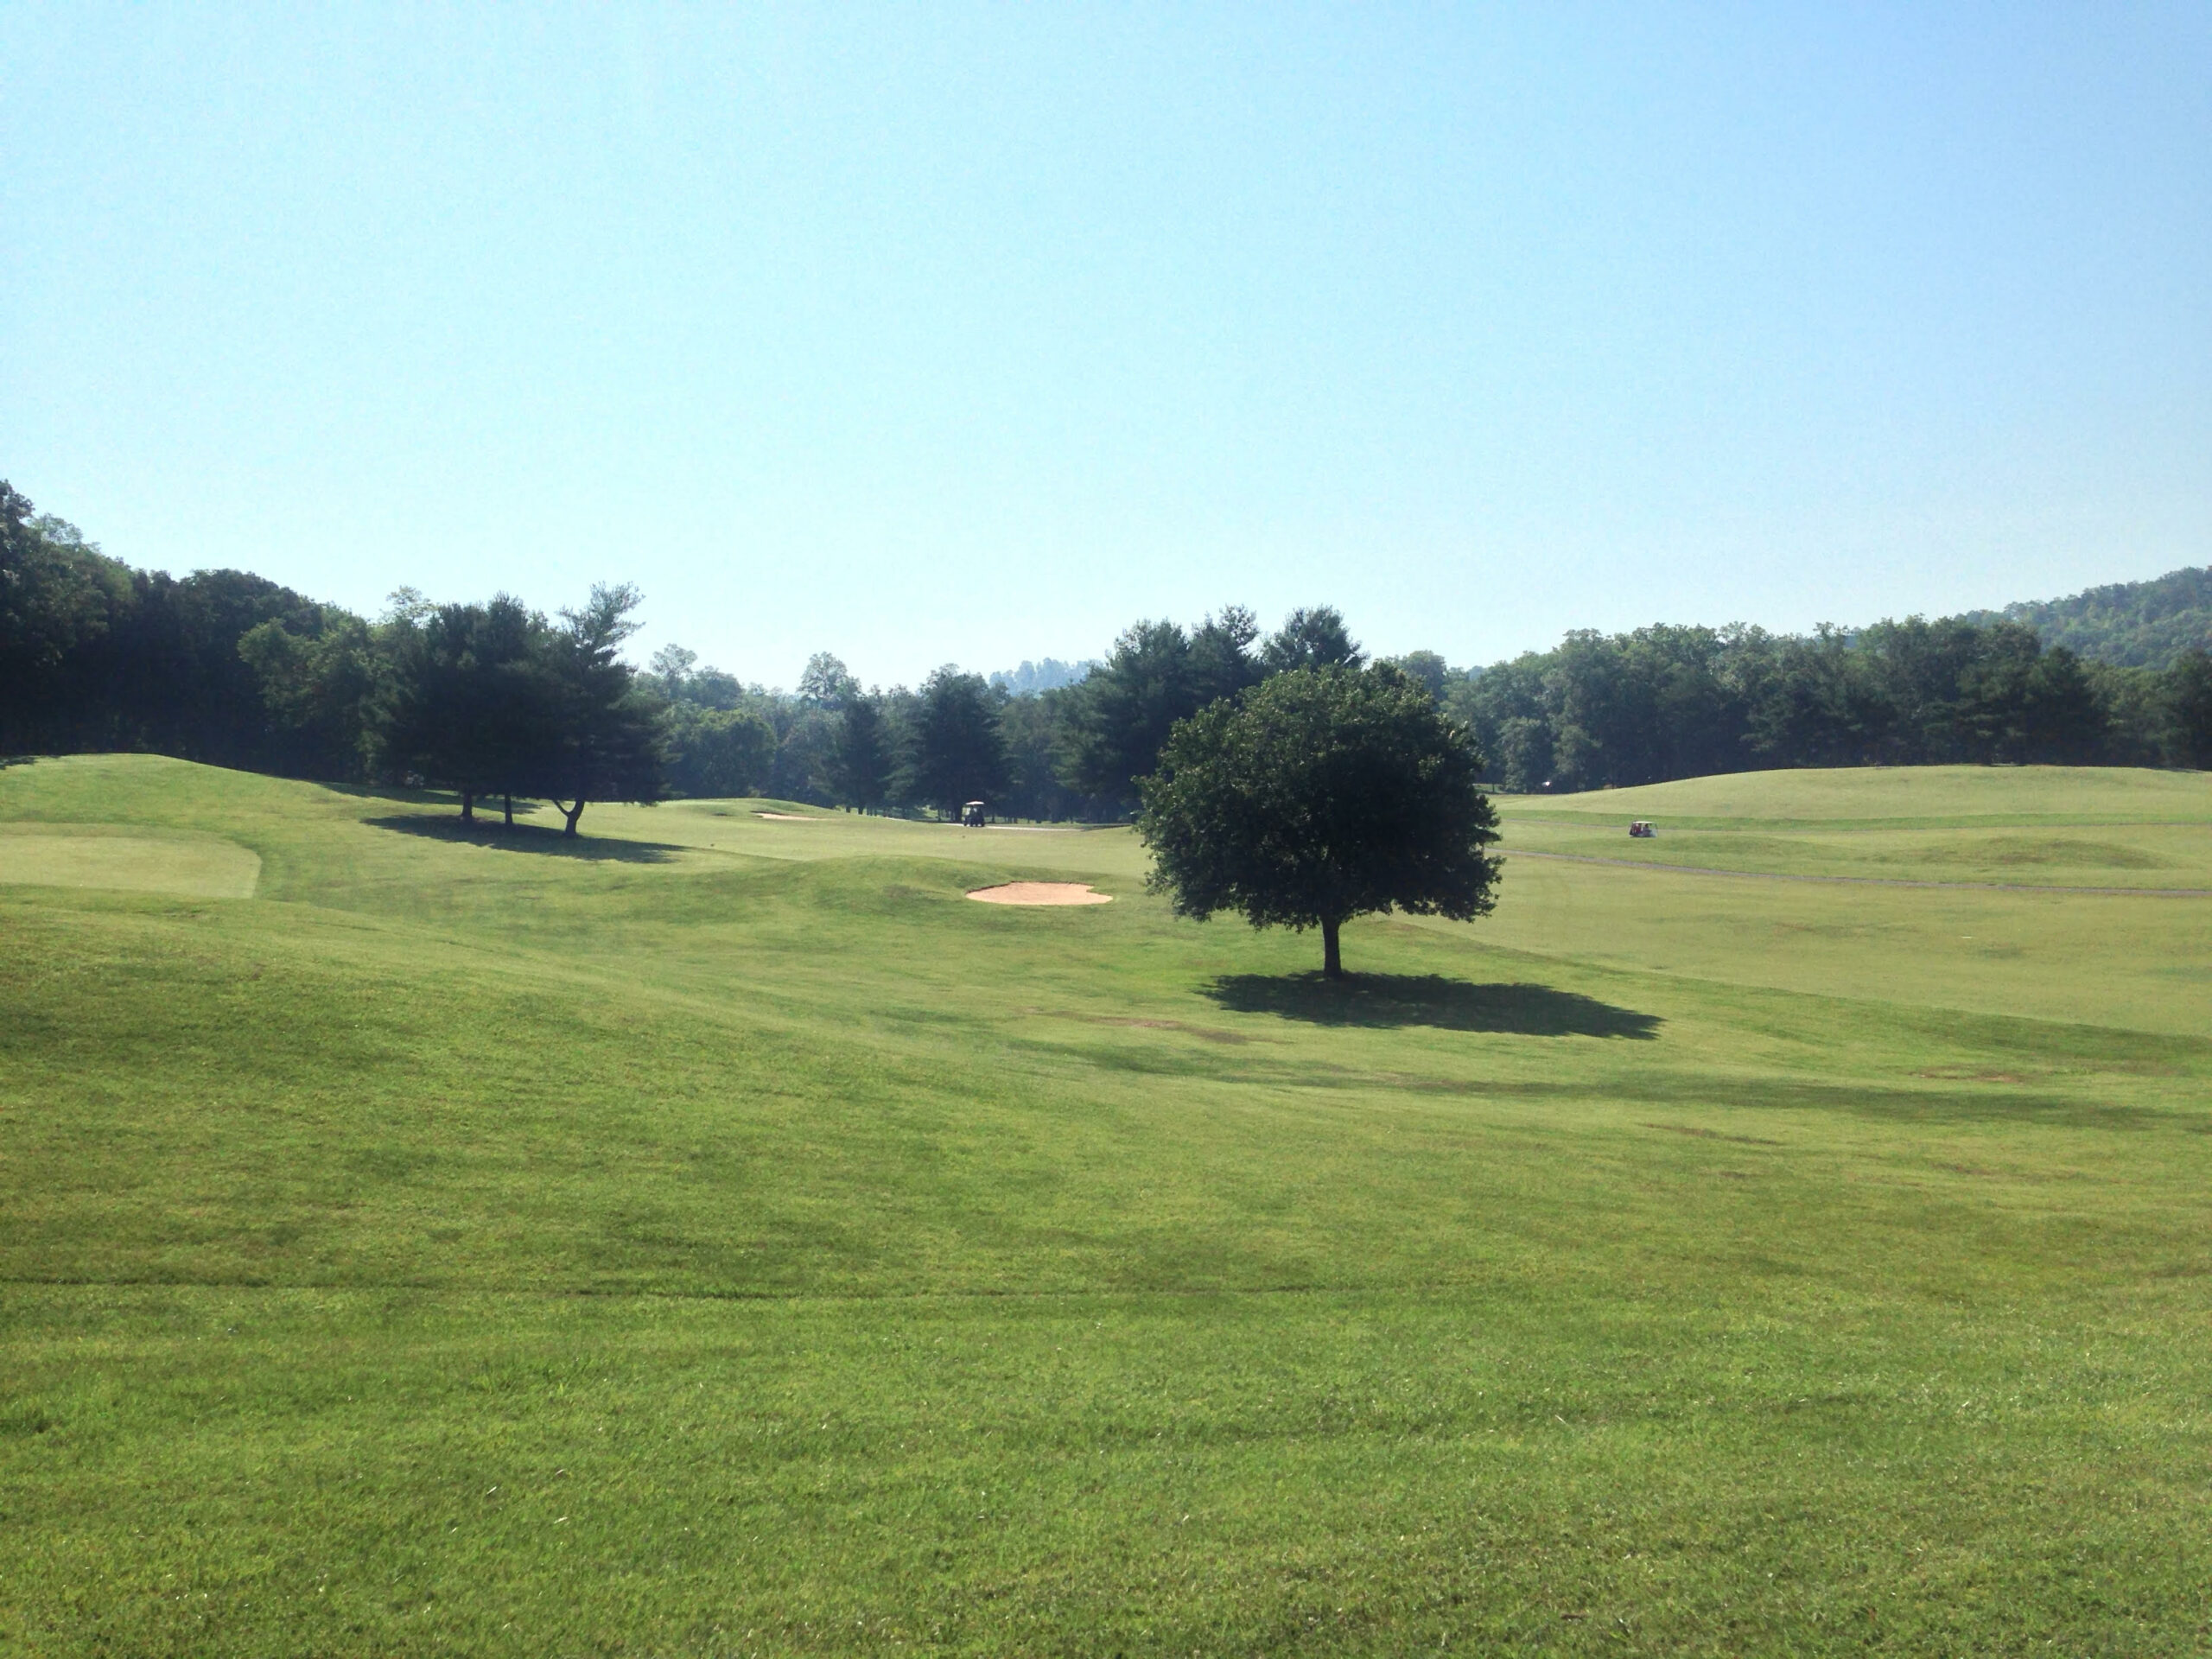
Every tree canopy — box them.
[527,584,667,834]
[372,584,664,831]
[4,476,2208,830]
[901,667,1007,814]
[1137,664,1502,976]
[1065,608,1264,810]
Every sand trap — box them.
[754,812,823,821]
[967,881,1114,906]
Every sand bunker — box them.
[967,882,1114,906]
[754,812,823,821]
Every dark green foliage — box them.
[1139,664,1501,976]
[833,693,893,810]
[1,482,369,777]
[1259,604,1363,674]
[797,651,860,710]
[1457,616,2184,791]
[899,667,1008,815]
[235,610,379,779]
[651,645,783,798]
[1065,620,1203,808]
[375,585,666,832]
[2168,649,2212,769]
[526,584,667,834]
[770,707,840,804]
[665,704,777,797]
[376,594,555,820]
[0,483,127,686]
[7,479,2206,814]
[1065,609,1263,810]
[1385,649,1451,699]
[996,687,1093,821]
[1964,565,2212,669]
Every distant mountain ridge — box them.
[988,658,1095,695]
[1961,565,2212,670]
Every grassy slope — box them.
[3,757,2209,1655]
[1497,764,2212,825]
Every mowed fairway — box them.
[3,757,2210,1656]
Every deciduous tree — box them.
[1138,664,1501,977]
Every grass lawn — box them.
[3,755,2209,1654]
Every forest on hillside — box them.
[4,480,2208,815]
[1961,566,2212,671]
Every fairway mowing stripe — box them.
[1509,849,2212,897]
[0,1275,1488,1303]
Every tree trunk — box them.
[460,789,474,823]
[558,798,586,836]
[502,794,514,827]
[1322,915,1344,978]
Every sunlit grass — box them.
[3,755,2209,1654]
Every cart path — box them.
[1507,849,2212,897]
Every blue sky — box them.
[4,4,2206,687]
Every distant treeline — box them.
[1436,620,2209,792]
[1962,565,2212,671]
[4,480,2208,817]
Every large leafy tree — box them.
[0,483,134,753]
[901,666,1007,815]
[1,484,120,682]
[1138,664,1502,977]
[529,583,668,835]
[798,652,861,711]
[376,594,552,821]
[237,606,379,779]
[1260,606,1363,674]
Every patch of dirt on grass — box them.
[967,882,1113,906]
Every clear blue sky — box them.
[5,4,2207,688]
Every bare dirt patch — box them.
[967,882,1114,906]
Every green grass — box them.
[0,821,262,898]
[3,755,2210,1655]
[1497,763,2212,826]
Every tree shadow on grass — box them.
[1205,973,1662,1038]
[365,814,684,863]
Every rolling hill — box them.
[3,756,2209,1653]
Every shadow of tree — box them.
[365,815,684,863]
[325,781,453,805]
[1204,973,1662,1038]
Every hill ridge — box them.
[1962,563,2211,669]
